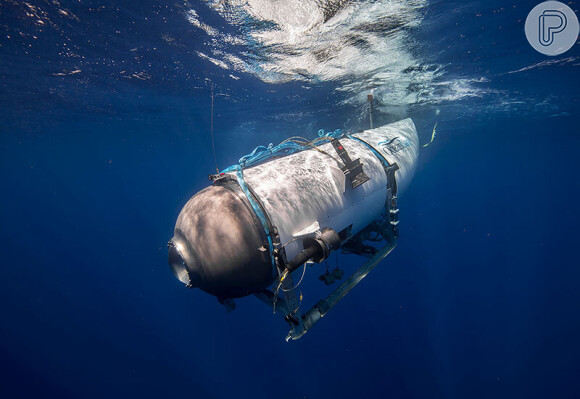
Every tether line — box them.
[210,84,219,174]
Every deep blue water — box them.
[1,1,579,398]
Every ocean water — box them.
[1,1,579,398]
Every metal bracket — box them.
[331,139,370,189]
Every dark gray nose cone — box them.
[169,183,275,298]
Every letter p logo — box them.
[526,1,579,56]
[539,10,567,46]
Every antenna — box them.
[210,83,219,174]
[367,92,374,129]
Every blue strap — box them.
[233,165,276,273]
[348,135,391,169]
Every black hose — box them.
[286,244,323,273]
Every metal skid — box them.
[255,164,400,341]
[256,236,397,341]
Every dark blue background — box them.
[1,1,579,398]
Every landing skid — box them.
[254,237,397,341]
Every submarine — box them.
[168,118,418,340]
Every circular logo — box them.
[525,1,579,56]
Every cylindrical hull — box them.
[234,118,418,262]
[170,118,418,298]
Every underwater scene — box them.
[1,0,579,398]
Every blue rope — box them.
[221,129,342,173]
[317,128,343,139]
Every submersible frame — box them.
[169,118,418,341]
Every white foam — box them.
[186,9,219,36]
[187,1,491,111]
[196,51,229,70]
[504,57,578,75]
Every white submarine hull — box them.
[169,118,418,299]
